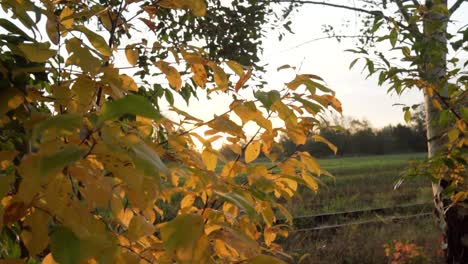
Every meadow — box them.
[278,153,443,263]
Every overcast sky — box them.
[260,0,468,128]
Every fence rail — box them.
[291,212,433,233]
[278,202,434,232]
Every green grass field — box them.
[289,153,431,216]
[279,153,443,263]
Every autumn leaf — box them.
[157,0,207,16]
[245,141,261,163]
[18,43,56,62]
[160,214,205,259]
[202,148,217,171]
[75,25,112,56]
[125,45,139,66]
[154,61,182,91]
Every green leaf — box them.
[40,145,85,176]
[389,28,398,48]
[404,110,411,123]
[461,106,468,121]
[51,226,81,264]
[165,89,174,106]
[161,214,204,252]
[75,25,112,56]
[130,141,170,177]
[447,128,459,143]
[18,43,56,62]
[32,114,83,142]
[254,90,280,110]
[216,191,256,219]
[0,18,33,40]
[349,58,359,70]
[98,95,161,125]
[65,38,101,75]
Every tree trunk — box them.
[423,1,468,262]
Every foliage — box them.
[384,240,428,264]
[321,0,468,260]
[339,0,467,208]
[0,0,341,263]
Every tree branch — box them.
[394,0,421,35]
[449,0,466,14]
[271,0,412,33]
[273,0,384,17]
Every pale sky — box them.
[259,0,468,128]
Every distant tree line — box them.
[285,108,427,157]
[220,107,428,159]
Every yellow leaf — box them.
[18,43,56,62]
[157,0,207,16]
[154,61,182,91]
[119,74,138,92]
[0,88,24,114]
[286,126,307,145]
[70,76,96,112]
[447,128,459,143]
[21,210,50,255]
[191,64,207,88]
[127,215,154,242]
[226,60,244,76]
[302,170,318,192]
[230,100,273,131]
[322,94,342,113]
[202,148,217,171]
[208,61,228,91]
[223,202,238,218]
[125,45,139,66]
[180,194,196,209]
[432,99,442,110]
[59,7,74,30]
[98,12,112,30]
[271,100,297,126]
[42,253,59,264]
[311,134,337,154]
[136,115,153,137]
[245,141,261,163]
[299,152,320,175]
[207,115,244,138]
[452,191,468,203]
[65,38,101,75]
[263,227,276,246]
[75,25,112,56]
[160,214,205,261]
[261,203,275,227]
[214,239,238,258]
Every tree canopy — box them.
[0,0,341,263]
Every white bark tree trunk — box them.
[423,1,468,262]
